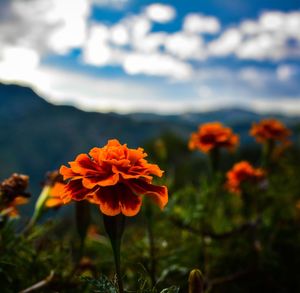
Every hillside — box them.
[1,82,299,195]
[0,83,192,194]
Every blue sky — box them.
[0,0,300,114]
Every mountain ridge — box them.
[1,82,299,195]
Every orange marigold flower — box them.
[59,139,168,217]
[43,171,66,209]
[45,182,65,208]
[250,118,291,144]
[226,161,265,195]
[189,122,239,153]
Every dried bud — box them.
[254,240,263,252]
[44,170,64,187]
[189,269,204,293]
[29,170,65,227]
[0,173,30,219]
[77,257,96,276]
[0,173,30,203]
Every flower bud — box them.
[188,269,204,293]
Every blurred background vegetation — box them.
[1,83,300,292]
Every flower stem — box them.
[103,214,125,293]
[23,186,50,234]
[145,202,156,286]
[262,139,274,168]
[75,201,90,260]
[208,148,220,178]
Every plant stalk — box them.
[145,202,156,286]
[103,214,125,293]
[75,201,91,260]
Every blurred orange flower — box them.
[45,182,65,208]
[60,139,168,217]
[42,171,66,209]
[189,122,239,153]
[0,173,30,218]
[226,161,265,195]
[3,196,29,218]
[87,224,100,238]
[250,118,291,144]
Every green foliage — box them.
[81,275,117,293]
[80,274,180,293]
[1,124,300,292]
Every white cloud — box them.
[1,65,185,114]
[240,11,300,39]
[45,0,89,53]
[235,11,300,61]
[82,24,112,66]
[145,3,176,23]
[48,20,87,54]
[128,15,152,39]
[0,64,171,113]
[91,0,130,10]
[208,28,242,56]
[110,24,130,46]
[246,97,300,115]
[183,13,220,34]
[81,24,126,67]
[1,46,40,70]
[240,20,261,35]
[259,11,285,31]
[240,11,300,37]
[164,33,205,60]
[239,67,272,88]
[190,95,300,115]
[1,60,300,115]
[276,64,299,81]
[133,32,166,53]
[285,11,300,39]
[236,34,281,60]
[1,2,300,115]
[0,47,40,83]
[0,0,91,56]
[123,53,193,80]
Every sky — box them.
[0,0,300,114]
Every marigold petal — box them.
[89,147,102,162]
[127,148,147,162]
[69,154,101,175]
[94,187,121,216]
[63,179,92,202]
[13,196,29,206]
[119,185,142,216]
[93,184,142,217]
[146,163,164,177]
[126,180,168,209]
[82,173,119,188]
[103,158,130,167]
[60,165,81,180]
[106,139,122,147]
[50,182,65,197]
[45,198,63,208]
[8,207,19,218]
[111,165,153,181]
